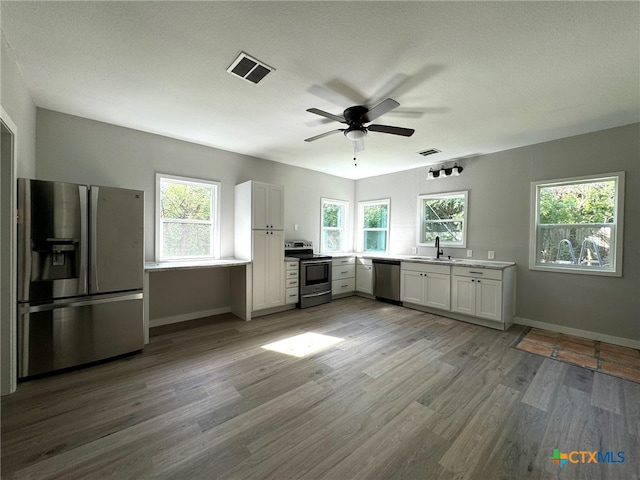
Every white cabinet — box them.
[332,257,355,296]
[285,260,299,304]
[252,230,285,311]
[356,258,373,295]
[451,267,503,322]
[252,182,284,230]
[235,181,285,313]
[400,262,450,310]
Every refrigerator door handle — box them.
[79,185,89,294]
[90,186,100,292]
[19,292,144,314]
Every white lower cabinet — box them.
[400,262,450,310]
[285,260,299,304]
[355,258,373,294]
[252,230,285,311]
[332,257,355,296]
[451,267,503,322]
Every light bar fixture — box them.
[427,164,463,180]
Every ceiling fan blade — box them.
[360,98,400,123]
[304,129,344,142]
[368,124,415,137]
[306,108,346,124]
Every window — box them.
[321,198,349,253]
[530,172,624,276]
[359,199,390,253]
[418,191,468,247]
[156,174,220,261]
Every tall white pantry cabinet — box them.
[235,181,286,313]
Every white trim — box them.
[529,172,625,277]
[0,107,18,395]
[155,173,221,261]
[320,197,350,254]
[417,190,468,248]
[514,316,640,350]
[358,198,391,254]
[149,306,231,328]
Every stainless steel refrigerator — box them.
[17,178,144,378]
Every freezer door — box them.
[17,179,88,302]
[90,186,144,294]
[18,293,143,378]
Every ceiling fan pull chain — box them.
[353,144,357,167]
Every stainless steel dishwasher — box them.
[372,259,401,304]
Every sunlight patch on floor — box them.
[262,332,344,357]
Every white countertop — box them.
[328,252,515,270]
[145,258,250,272]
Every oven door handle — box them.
[301,260,331,264]
[302,291,331,298]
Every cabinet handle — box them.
[469,271,484,275]
[341,284,349,288]
[341,271,349,274]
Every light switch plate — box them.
[488,251,495,259]
[467,249,473,257]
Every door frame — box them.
[1,106,18,395]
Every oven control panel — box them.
[284,240,313,249]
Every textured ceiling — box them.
[2,1,639,179]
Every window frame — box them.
[417,191,468,248]
[155,173,221,261]
[320,198,350,254]
[358,198,391,254]
[529,171,625,277]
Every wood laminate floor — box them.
[2,297,638,479]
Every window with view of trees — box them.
[359,199,390,253]
[418,191,468,247]
[156,174,220,260]
[321,198,348,253]
[530,172,624,276]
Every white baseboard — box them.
[514,316,640,349]
[150,307,232,328]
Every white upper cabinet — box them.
[252,182,284,230]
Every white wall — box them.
[355,123,640,343]
[1,32,37,395]
[35,109,355,322]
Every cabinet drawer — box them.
[286,269,298,279]
[401,261,450,275]
[332,265,355,280]
[332,256,355,266]
[285,261,299,271]
[332,278,355,295]
[357,257,372,266]
[285,278,299,288]
[452,266,502,281]
[285,287,299,304]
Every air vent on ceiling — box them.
[227,52,274,84]
[418,148,441,156]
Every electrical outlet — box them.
[488,251,495,259]
[294,224,298,231]
[467,249,473,257]
[412,246,418,254]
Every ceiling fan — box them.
[304,98,415,152]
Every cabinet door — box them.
[476,279,502,322]
[267,184,284,230]
[451,276,475,315]
[424,273,450,310]
[401,270,423,304]
[252,182,270,230]
[252,231,270,310]
[356,265,373,294]
[252,230,284,311]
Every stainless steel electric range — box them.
[284,240,332,309]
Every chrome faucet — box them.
[435,236,443,259]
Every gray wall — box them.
[355,123,640,342]
[1,33,37,395]
[35,109,355,321]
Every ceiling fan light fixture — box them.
[345,129,367,141]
